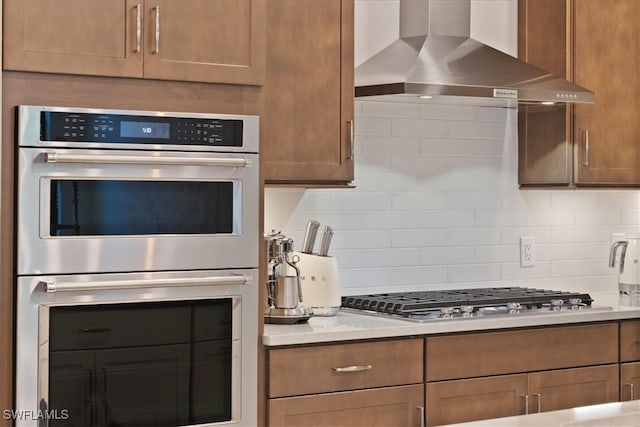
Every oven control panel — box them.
[40,111,243,147]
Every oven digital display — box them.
[120,121,170,139]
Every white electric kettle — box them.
[609,236,640,296]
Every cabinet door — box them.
[268,384,424,427]
[49,350,95,427]
[517,0,571,185]
[142,0,266,85]
[425,375,528,426]
[620,320,640,362]
[95,344,190,426]
[528,365,619,413]
[574,0,640,184]
[3,0,143,77]
[262,0,354,184]
[620,362,640,401]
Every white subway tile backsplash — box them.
[355,116,392,136]
[391,118,448,138]
[362,101,421,118]
[449,120,505,139]
[621,209,640,225]
[264,99,640,294]
[550,259,612,277]
[526,209,575,226]
[358,135,420,155]
[448,264,501,282]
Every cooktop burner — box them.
[341,287,600,321]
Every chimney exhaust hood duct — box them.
[355,0,594,105]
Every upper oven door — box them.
[17,148,259,275]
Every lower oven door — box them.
[17,148,259,275]
[15,269,258,427]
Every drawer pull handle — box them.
[332,364,372,373]
[79,327,111,333]
[417,406,425,427]
[627,383,635,401]
[522,394,529,414]
[533,393,542,413]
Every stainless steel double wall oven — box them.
[15,106,259,427]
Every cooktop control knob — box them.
[550,299,564,311]
[440,307,454,318]
[460,305,474,318]
[506,302,521,314]
[569,298,583,310]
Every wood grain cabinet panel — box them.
[573,0,640,184]
[261,0,354,184]
[268,384,424,427]
[426,374,528,426]
[268,338,423,398]
[426,323,618,381]
[518,0,571,185]
[3,0,266,85]
[518,0,640,186]
[620,320,640,362]
[142,0,266,85]
[620,362,640,401]
[3,0,143,78]
[528,365,619,413]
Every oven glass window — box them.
[50,180,234,236]
[47,299,233,426]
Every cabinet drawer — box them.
[621,320,640,362]
[426,323,618,381]
[268,338,423,398]
[268,384,424,427]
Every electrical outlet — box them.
[520,236,535,268]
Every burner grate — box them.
[341,287,594,316]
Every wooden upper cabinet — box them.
[3,0,143,78]
[262,0,354,184]
[517,0,571,185]
[573,0,640,184]
[3,0,266,85]
[142,0,266,85]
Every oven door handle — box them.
[43,151,253,167]
[40,274,251,293]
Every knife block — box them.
[294,252,341,316]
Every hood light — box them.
[419,95,433,99]
[541,101,557,106]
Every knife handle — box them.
[302,220,320,253]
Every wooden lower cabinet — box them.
[528,365,619,412]
[425,365,619,426]
[620,362,640,401]
[426,374,528,426]
[620,320,640,362]
[268,385,424,427]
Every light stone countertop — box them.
[263,291,640,347]
[442,401,640,427]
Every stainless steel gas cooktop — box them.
[341,287,611,322]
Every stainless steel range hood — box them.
[355,0,594,104]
